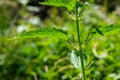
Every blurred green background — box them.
[0,0,120,80]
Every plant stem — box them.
[75,0,86,80]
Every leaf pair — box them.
[10,24,120,41]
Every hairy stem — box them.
[75,0,86,80]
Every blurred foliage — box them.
[0,0,120,80]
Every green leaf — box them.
[68,50,87,70]
[91,24,120,36]
[10,28,68,40]
[39,0,76,11]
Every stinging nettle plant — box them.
[10,0,120,80]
